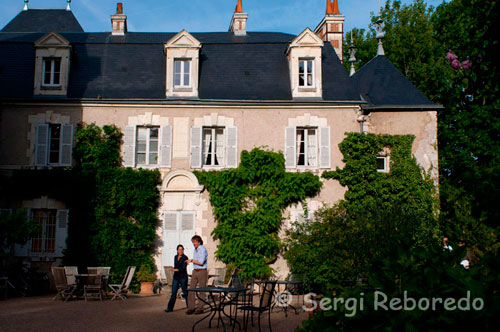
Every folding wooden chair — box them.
[109,266,136,301]
[51,267,76,302]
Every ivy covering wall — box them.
[64,124,161,277]
[194,148,322,280]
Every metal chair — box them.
[109,266,136,301]
[239,280,277,332]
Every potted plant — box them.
[136,265,157,295]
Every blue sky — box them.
[0,0,446,35]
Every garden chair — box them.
[239,280,277,332]
[51,267,76,302]
[64,266,78,288]
[164,266,182,298]
[109,266,136,301]
[84,274,105,301]
[211,267,227,287]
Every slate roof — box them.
[351,55,438,109]
[1,9,84,33]
[0,9,362,102]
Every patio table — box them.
[187,286,248,332]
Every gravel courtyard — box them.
[0,293,308,332]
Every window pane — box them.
[203,129,212,165]
[137,127,147,140]
[149,153,158,165]
[184,73,190,86]
[137,153,146,165]
[137,141,147,153]
[44,210,56,253]
[377,157,386,170]
[299,61,304,74]
[174,60,181,74]
[31,210,44,253]
[53,72,60,85]
[307,129,317,166]
[53,59,61,73]
[44,72,51,85]
[150,127,158,138]
[297,129,305,166]
[184,61,190,73]
[174,73,181,86]
[149,140,158,153]
[299,74,304,87]
[307,73,313,86]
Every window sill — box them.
[173,87,193,92]
[201,165,226,170]
[298,87,317,92]
[41,85,62,90]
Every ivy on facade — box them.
[194,148,322,280]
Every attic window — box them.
[299,59,314,88]
[42,58,62,87]
[174,59,191,88]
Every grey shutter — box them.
[55,209,69,257]
[226,126,238,168]
[319,126,331,169]
[123,126,136,167]
[35,124,49,166]
[285,126,297,169]
[160,125,173,168]
[59,124,73,166]
[190,126,203,169]
[14,208,31,257]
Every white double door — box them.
[163,211,195,275]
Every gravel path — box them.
[0,293,308,332]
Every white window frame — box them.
[377,155,390,173]
[298,58,315,88]
[202,127,225,168]
[296,127,318,168]
[42,58,62,87]
[30,209,57,256]
[173,59,192,88]
[135,126,160,166]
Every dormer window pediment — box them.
[164,30,201,98]
[34,31,71,96]
[287,28,324,99]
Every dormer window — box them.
[174,59,191,88]
[34,31,70,96]
[42,58,62,87]
[299,59,314,88]
[287,28,324,99]
[164,30,201,98]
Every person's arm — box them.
[173,256,179,272]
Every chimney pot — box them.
[117,3,123,15]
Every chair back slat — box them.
[51,267,67,288]
[64,266,78,286]
[124,266,136,289]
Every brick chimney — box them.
[111,3,127,36]
[229,0,248,36]
[314,0,345,61]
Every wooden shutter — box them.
[35,124,49,166]
[123,126,136,167]
[180,212,195,273]
[190,126,203,169]
[59,124,73,166]
[225,126,238,168]
[55,209,69,257]
[285,126,297,169]
[163,212,179,268]
[14,208,31,257]
[319,126,331,169]
[160,125,173,168]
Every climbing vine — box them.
[66,123,161,280]
[323,132,439,241]
[194,148,322,280]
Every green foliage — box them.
[65,123,161,282]
[297,237,500,331]
[0,210,39,258]
[323,133,437,225]
[135,264,157,282]
[194,148,322,281]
